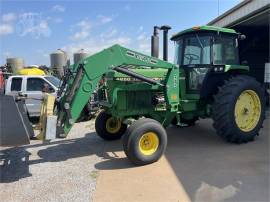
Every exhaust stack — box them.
[151,25,171,61]
[151,26,160,58]
[160,25,171,61]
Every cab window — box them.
[183,35,211,65]
[174,39,183,65]
[213,36,239,65]
[11,78,22,91]
[27,78,54,92]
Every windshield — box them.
[213,36,239,65]
[174,34,211,65]
[174,40,183,65]
[184,35,211,65]
[45,76,61,88]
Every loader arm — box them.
[57,44,178,136]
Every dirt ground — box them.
[93,118,270,202]
[0,118,269,202]
[0,121,102,202]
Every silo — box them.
[73,49,88,64]
[50,50,66,78]
[6,58,24,72]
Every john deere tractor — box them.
[1,25,266,166]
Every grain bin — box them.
[50,50,67,78]
[6,58,24,73]
[73,49,88,64]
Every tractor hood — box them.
[110,68,168,81]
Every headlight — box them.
[214,66,224,72]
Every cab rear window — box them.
[11,78,22,91]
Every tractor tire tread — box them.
[212,75,266,143]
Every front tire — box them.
[212,75,265,143]
[123,118,167,165]
[95,111,127,140]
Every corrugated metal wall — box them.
[208,0,270,83]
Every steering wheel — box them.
[184,53,199,61]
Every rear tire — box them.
[212,75,265,143]
[95,110,127,141]
[123,118,167,165]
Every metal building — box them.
[208,0,270,83]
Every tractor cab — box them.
[171,26,243,93]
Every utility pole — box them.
[218,0,220,16]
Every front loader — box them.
[1,25,266,165]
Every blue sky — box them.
[0,0,241,66]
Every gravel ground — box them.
[0,120,104,202]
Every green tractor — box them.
[2,25,265,166]
[57,25,265,165]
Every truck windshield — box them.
[213,36,239,65]
[45,76,60,88]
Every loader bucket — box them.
[0,95,33,146]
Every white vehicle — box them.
[5,75,60,117]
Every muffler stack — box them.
[151,25,171,61]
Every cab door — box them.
[5,76,23,96]
[25,77,56,117]
[181,34,212,94]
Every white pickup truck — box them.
[5,75,60,117]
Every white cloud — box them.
[0,13,16,36]
[67,36,131,54]
[71,19,91,41]
[17,13,51,38]
[54,17,63,23]
[72,31,89,40]
[77,19,91,30]
[2,13,16,22]
[137,40,151,54]
[110,37,131,45]
[0,24,14,35]
[64,21,153,63]
[136,29,151,54]
[65,17,154,63]
[52,5,65,12]
[100,28,118,39]
[137,32,146,41]
[47,16,63,23]
[97,15,112,24]
[62,35,131,63]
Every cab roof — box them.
[171,25,238,41]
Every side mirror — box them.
[238,34,246,40]
[42,84,55,93]
[48,87,55,93]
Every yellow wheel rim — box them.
[105,117,121,134]
[234,90,261,132]
[139,132,159,156]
